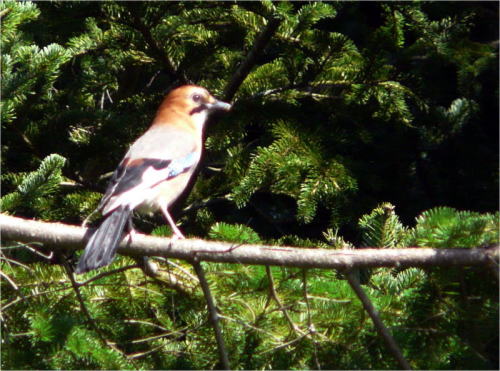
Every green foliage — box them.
[209,222,261,244]
[28,310,56,342]
[1,1,498,370]
[322,228,355,249]
[3,205,497,370]
[232,120,357,223]
[1,154,66,217]
[359,202,407,248]
[1,1,75,125]
[410,207,499,248]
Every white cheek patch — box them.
[191,110,208,129]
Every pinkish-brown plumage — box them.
[75,85,231,274]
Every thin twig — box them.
[129,327,188,344]
[76,264,140,287]
[127,344,184,359]
[129,11,188,83]
[265,266,304,336]
[105,89,113,104]
[17,242,54,260]
[0,255,32,271]
[306,295,351,303]
[0,270,19,291]
[63,263,109,342]
[259,331,310,355]
[124,319,168,331]
[62,262,135,367]
[302,269,321,370]
[0,8,12,20]
[127,344,166,359]
[345,271,412,370]
[223,15,282,101]
[192,260,231,370]
[145,70,161,89]
[182,195,231,214]
[486,255,499,281]
[155,257,199,282]
[218,314,281,342]
[1,287,72,312]
[136,257,197,295]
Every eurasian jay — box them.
[75,85,231,274]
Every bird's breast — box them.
[136,168,196,213]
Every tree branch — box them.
[302,269,321,370]
[0,8,12,20]
[223,15,282,102]
[192,261,231,370]
[129,12,188,84]
[345,271,412,370]
[1,215,498,271]
[62,262,134,366]
[265,266,304,336]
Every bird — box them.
[75,85,231,274]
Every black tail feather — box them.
[75,206,132,274]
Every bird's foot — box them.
[171,230,185,240]
[126,228,137,244]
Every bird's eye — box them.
[192,94,202,103]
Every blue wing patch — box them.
[100,152,199,205]
[166,151,199,178]
[105,158,172,197]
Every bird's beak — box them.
[207,99,231,112]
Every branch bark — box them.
[62,262,135,366]
[192,261,231,370]
[1,214,498,270]
[265,266,304,335]
[128,12,188,84]
[223,15,282,102]
[345,271,412,370]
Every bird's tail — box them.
[75,206,132,274]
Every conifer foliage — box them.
[1,1,498,369]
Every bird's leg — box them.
[160,205,185,239]
[125,217,157,274]
[125,215,137,243]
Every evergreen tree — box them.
[1,1,498,369]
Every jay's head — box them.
[154,85,231,131]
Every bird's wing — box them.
[98,125,201,214]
